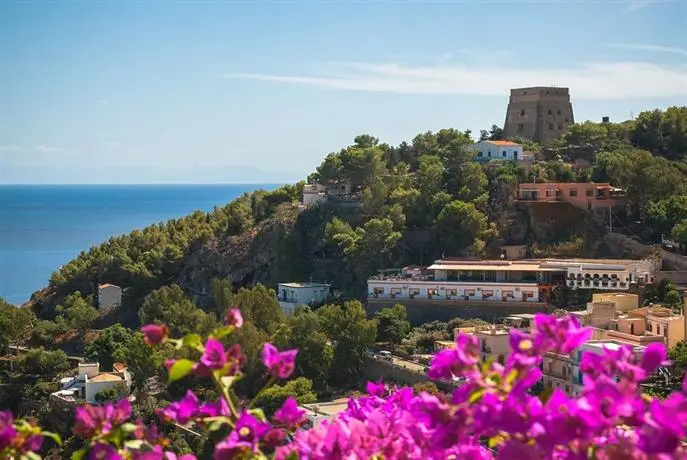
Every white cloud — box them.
[605,43,687,57]
[33,144,66,153]
[99,100,110,105]
[220,61,687,100]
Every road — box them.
[390,356,427,374]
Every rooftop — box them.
[89,373,124,383]
[302,399,350,416]
[113,362,127,373]
[278,282,331,289]
[98,283,119,289]
[584,341,645,353]
[427,258,649,272]
[481,140,521,147]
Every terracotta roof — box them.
[484,140,521,146]
[99,283,115,289]
[89,373,123,383]
[113,363,127,372]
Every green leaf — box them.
[23,452,41,460]
[71,448,87,460]
[248,408,267,422]
[168,359,195,383]
[285,452,299,460]
[120,422,139,434]
[181,333,202,349]
[124,439,145,450]
[212,325,234,340]
[468,388,485,404]
[41,430,62,446]
[220,375,237,389]
[504,369,519,385]
[538,386,554,405]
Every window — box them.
[502,151,507,157]
[517,123,524,131]
[557,109,562,115]
[548,109,552,115]
[487,151,492,157]
[647,323,652,332]
[373,287,384,295]
[409,288,420,296]
[586,189,594,197]
[569,189,578,197]
[446,289,457,296]
[390,288,401,294]
[657,325,661,335]
[428,288,439,296]
[520,110,526,116]
[549,123,554,130]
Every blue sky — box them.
[1,0,686,184]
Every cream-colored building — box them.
[51,362,131,404]
[301,399,349,427]
[98,283,122,309]
[592,293,639,312]
[645,306,685,349]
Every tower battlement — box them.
[504,87,574,143]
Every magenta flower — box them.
[273,397,307,429]
[0,411,17,451]
[214,411,270,458]
[200,338,227,370]
[640,342,669,377]
[533,314,591,354]
[262,343,298,379]
[158,391,200,425]
[88,443,123,459]
[366,380,387,397]
[428,333,480,380]
[224,308,243,328]
[141,324,168,346]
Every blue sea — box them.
[0,184,280,305]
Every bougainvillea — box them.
[3,311,687,459]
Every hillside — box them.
[26,106,687,327]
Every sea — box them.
[0,184,280,305]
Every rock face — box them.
[177,205,300,307]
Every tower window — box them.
[502,151,507,157]
[517,123,524,131]
[520,110,525,116]
[548,109,552,115]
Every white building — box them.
[277,282,331,316]
[367,258,659,304]
[98,283,122,309]
[301,184,327,208]
[301,399,349,427]
[473,140,524,163]
[51,362,132,404]
[570,341,645,395]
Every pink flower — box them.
[0,411,17,451]
[88,443,123,459]
[200,338,227,370]
[262,343,298,379]
[214,411,270,458]
[273,397,307,429]
[141,324,168,346]
[224,308,243,328]
[73,399,131,438]
[157,391,200,425]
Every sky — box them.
[1,0,686,185]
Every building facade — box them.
[473,140,524,163]
[276,282,331,316]
[98,283,122,309]
[518,182,625,211]
[368,258,658,305]
[503,87,575,143]
[51,362,132,404]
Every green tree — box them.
[139,285,205,336]
[647,196,687,236]
[273,309,333,389]
[16,348,70,375]
[210,278,234,318]
[60,291,99,335]
[94,385,126,403]
[435,200,489,256]
[671,219,687,249]
[85,324,133,371]
[252,377,317,416]
[374,304,411,346]
[0,299,35,353]
[319,301,377,386]
[124,332,163,396]
[232,284,284,334]
[664,290,682,308]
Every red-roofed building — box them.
[517,182,625,211]
[98,283,122,309]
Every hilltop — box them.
[25,106,687,328]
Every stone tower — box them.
[503,87,574,143]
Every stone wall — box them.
[361,357,457,393]
[366,299,549,325]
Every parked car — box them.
[378,351,393,362]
